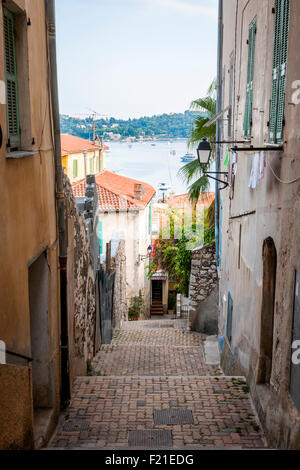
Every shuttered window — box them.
[73,160,78,178]
[3,8,20,148]
[243,19,256,139]
[269,0,290,143]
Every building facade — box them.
[61,134,107,184]
[72,170,155,318]
[0,0,61,449]
[217,0,300,448]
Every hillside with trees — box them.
[60,110,207,141]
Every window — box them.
[3,8,20,149]
[269,0,290,143]
[73,160,78,178]
[89,158,94,174]
[95,152,99,172]
[243,18,256,139]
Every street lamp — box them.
[197,137,229,189]
[197,137,212,167]
[138,245,152,263]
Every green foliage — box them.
[148,204,215,297]
[128,291,143,321]
[60,110,207,141]
[178,79,217,203]
[168,292,177,311]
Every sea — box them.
[105,139,195,199]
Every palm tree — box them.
[179,80,217,202]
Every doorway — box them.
[257,238,277,384]
[151,280,164,315]
[28,252,53,411]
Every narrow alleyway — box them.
[49,318,267,449]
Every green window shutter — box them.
[89,158,94,173]
[73,160,78,178]
[3,8,20,148]
[269,0,290,143]
[243,19,256,139]
[95,153,99,172]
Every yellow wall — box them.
[0,0,61,447]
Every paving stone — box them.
[49,318,267,450]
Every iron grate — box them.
[153,409,194,425]
[63,419,90,432]
[128,430,173,448]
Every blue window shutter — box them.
[243,19,256,139]
[269,0,290,143]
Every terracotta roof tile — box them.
[61,134,108,156]
[72,170,156,211]
[167,192,215,208]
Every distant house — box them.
[72,171,156,318]
[61,134,108,184]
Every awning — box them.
[203,105,231,128]
[151,270,168,281]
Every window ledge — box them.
[6,150,39,159]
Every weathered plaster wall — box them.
[98,205,152,317]
[188,243,218,334]
[219,0,300,448]
[0,0,61,448]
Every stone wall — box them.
[63,174,96,380]
[111,239,127,329]
[188,242,218,334]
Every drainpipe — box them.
[215,0,223,267]
[45,0,70,408]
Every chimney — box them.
[134,183,142,200]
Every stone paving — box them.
[49,318,267,449]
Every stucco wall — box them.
[219,0,300,448]
[0,364,34,450]
[99,205,152,316]
[0,0,61,448]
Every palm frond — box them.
[178,159,202,184]
[187,176,210,203]
[190,96,216,116]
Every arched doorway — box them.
[257,237,277,384]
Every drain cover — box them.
[154,409,194,425]
[128,430,173,448]
[63,419,90,432]
[160,324,173,328]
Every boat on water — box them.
[151,143,156,146]
[180,152,195,163]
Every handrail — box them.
[1,349,33,363]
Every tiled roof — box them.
[167,192,215,208]
[61,134,108,156]
[72,170,156,212]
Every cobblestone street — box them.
[49,318,267,449]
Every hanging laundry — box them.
[224,147,230,168]
[258,151,265,182]
[248,153,260,189]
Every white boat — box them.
[181,152,195,163]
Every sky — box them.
[56,0,218,119]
